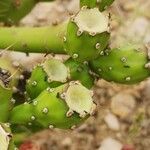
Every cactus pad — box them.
[90,46,150,84]
[64,8,110,62]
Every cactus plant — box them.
[90,46,150,84]
[64,7,110,61]
[0,0,54,25]
[0,58,20,122]
[0,8,110,62]
[26,58,94,99]
[0,0,150,148]
[80,0,115,11]
[10,82,96,129]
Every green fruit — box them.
[10,82,96,130]
[26,59,68,99]
[32,82,96,129]
[90,46,150,84]
[64,8,110,62]
[80,0,115,11]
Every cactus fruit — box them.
[0,123,15,150]
[64,7,110,62]
[32,82,96,129]
[90,46,150,84]
[0,0,54,24]
[10,82,96,129]
[26,59,68,99]
[80,0,115,12]
[26,58,94,99]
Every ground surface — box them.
[4,0,150,149]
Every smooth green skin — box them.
[26,66,50,100]
[0,0,54,24]
[0,123,16,150]
[90,47,150,84]
[80,0,115,11]
[32,85,86,129]
[64,21,110,62]
[10,84,86,130]
[0,23,66,54]
[0,83,12,122]
[9,103,34,125]
[65,58,94,89]
[26,66,62,100]
[9,103,42,132]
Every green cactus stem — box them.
[0,0,54,24]
[0,8,109,60]
[0,81,12,122]
[64,58,94,88]
[26,58,94,100]
[26,58,68,99]
[64,7,110,62]
[0,123,15,150]
[10,82,96,130]
[0,22,66,54]
[90,46,150,84]
[0,58,20,122]
[80,0,115,12]
[9,103,34,125]
[32,82,96,129]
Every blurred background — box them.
[2,0,150,149]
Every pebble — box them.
[99,137,123,150]
[111,93,136,119]
[61,137,72,147]
[104,113,120,131]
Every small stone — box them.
[61,137,72,147]
[104,113,120,131]
[111,93,136,119]
[99,137,123,150]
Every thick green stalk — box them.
[0,83,12,122]
[0,0,54,24]
[0,58,20,122]
[0,8,110,62]
[0,23,66,54]
[90,46,150,84]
